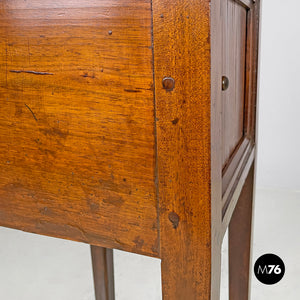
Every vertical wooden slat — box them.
[152,0,218,298]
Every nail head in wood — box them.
[162,77,175,91]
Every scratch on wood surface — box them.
[124,89,142,93]
[80,72,95,78]
[10,70,54,75]
[24,103,37,121]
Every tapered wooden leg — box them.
[90,246,115,300]
[160,209,221,300]
[229,164,255,300]
[160,251,216,300]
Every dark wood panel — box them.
[229,163,254,300]
[221,147,254,237]
[0,0,158,257]
[222,0,260,223]
[222,0,247,168]
[222,137,249,195]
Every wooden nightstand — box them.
[0,0,261,299]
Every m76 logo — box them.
[257,264,282,275]
[254,254,285,285]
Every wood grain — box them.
[153,0,213,298]
[0,0,158,257]
[222,0,260,218]
[0,0,262,298]
[221,0,247,169]
[153,0,260,297]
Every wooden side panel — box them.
[221,0,260,217]
[153,0,213,298]
[222,0,247,168]
[0,0,158,257]
[210,0,225,298]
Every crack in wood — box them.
[24,103,37,121]
[10,70,54,75]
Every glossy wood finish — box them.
[0,0,158,257]
[0,0,261,299]
[152,0,260,297]
[91,246,115,300]
[153,0,213,298]
[229,163,254,300]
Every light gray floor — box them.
[0,188,299,300]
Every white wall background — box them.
[256,0,300,190]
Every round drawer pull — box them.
[222,76,229,91]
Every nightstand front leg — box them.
[90,246,115,300]
[160,242,221,300]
